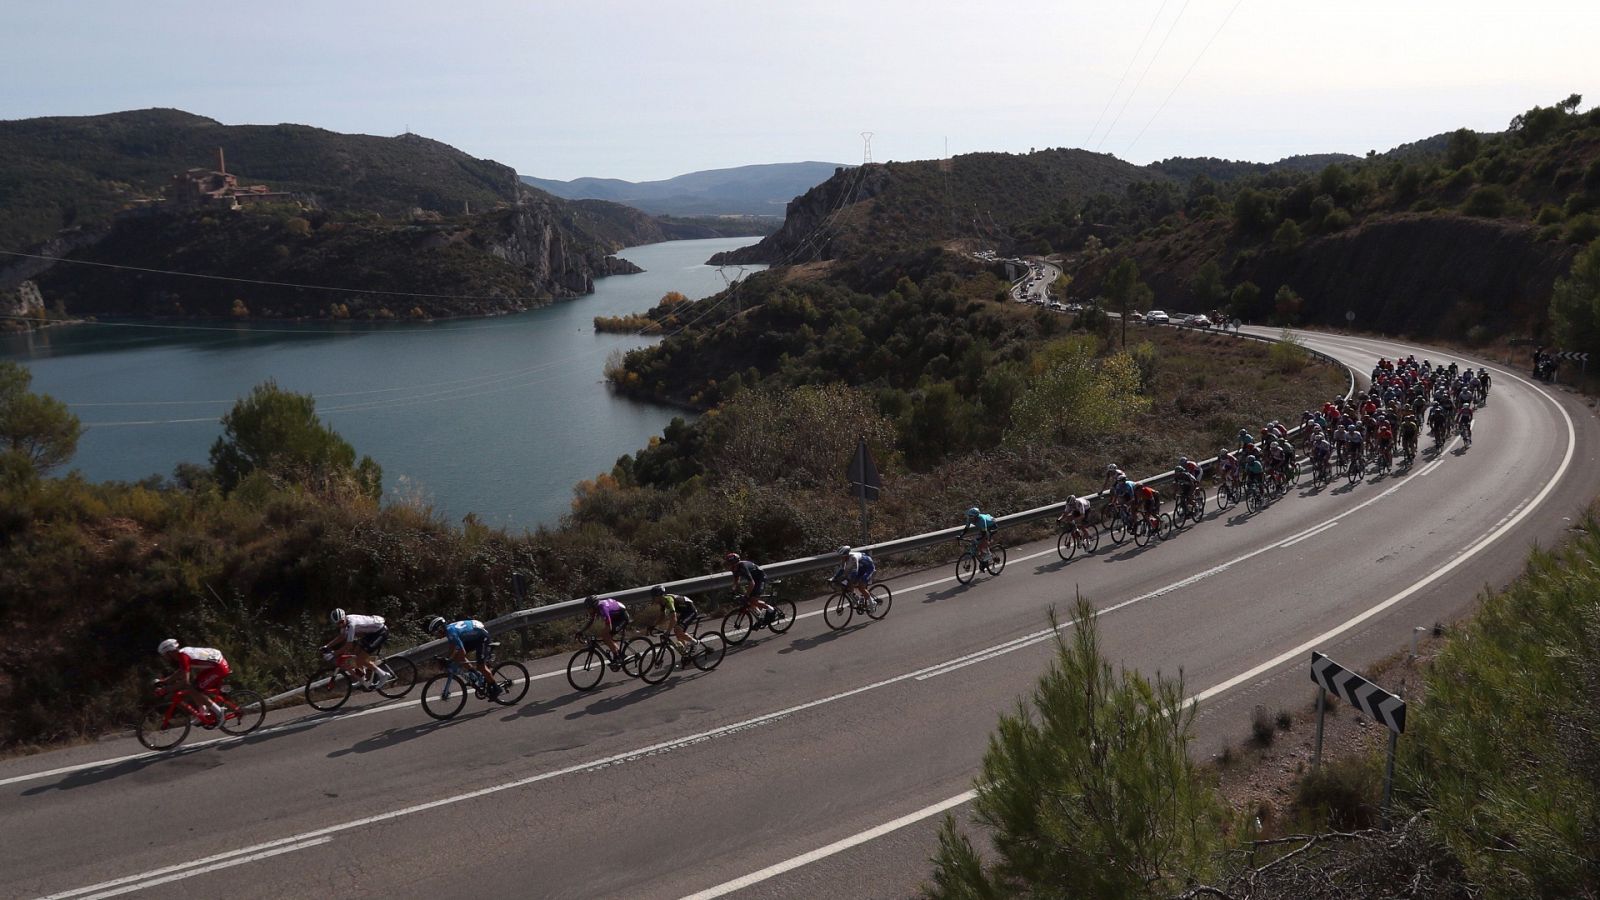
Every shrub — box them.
[1566,214,1600,244]
[1275,708,1293,731]
[1269,330,1310,373]
[1250,705,1276,746]
[1537,204,1565,225]
[1294,755,1382,831]
[1462,184,1509,217]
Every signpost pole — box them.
[1312,688,1326,770]
[1383,729,1398,812]
[858,483,870,547]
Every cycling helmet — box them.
[157,638,179,655]
[1178,456,1189,465]
[425,615,446,634]
[649,585,665,597]
[329,608,345,624]
[966,506,980,518]
[583,595,598,609]
[1065,494,1078,505]
[836,545,851,556]
[724,552,740,564]
[1104,463,1118,474]
[1219,447,1229,456]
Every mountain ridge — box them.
[521,161,843,217]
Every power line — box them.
[1125,0,1247,156]
[1095,0,1192,152]
[1083,0,1170,149]
[0,249,557,303]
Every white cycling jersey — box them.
[342,614,386,641]
[179,647,224,667]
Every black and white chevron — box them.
[1310,651,1406,734]
[1555,351,1590,362]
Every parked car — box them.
[1146,310,1171,325]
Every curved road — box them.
[4,329,1597,900]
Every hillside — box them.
[1060,96,1600,342]
[27,200,645,320]
[0,108,534,252]
[710,148,1159,264]
[522,161,841,217]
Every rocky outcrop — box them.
[709,165,887,265]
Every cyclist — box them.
[833,546,878,612]
[1099,463,1126,496]
[1456,404,1475,444]
[1108,476,1136,527]
[1375,420,1395,468]
[322,608,391,689]
[1242,450,1266,495]
[726,553,778,625]
[1216,447,1241,488]
[1310,432,1334,479]
[428,615,501,695]
[1134,483,1161,530]
[1478,367,1491,399]
[648,586,698,652]
[156,639,229,728]
[1057,493,1093,541]
[960,506,999,571]
[1399,414,1419,459]
[1172,463,1199,513]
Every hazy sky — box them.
[5,1,1597,181]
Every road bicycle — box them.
[1311,456,1334,487]
[136,681,266,752]
[1345,452,1366,484]
[822,578,893,629]
[624,625,727,682]
[1131,509,1173,547]
[1056,520,1100,560]
[1373,445,1393,476]
[1460,419,1473,448]
[721,583,796,646]
[304,649,418,711]
[1214,474,1240,512]
[420,643,529,719]
[1105,502,1140,544]
[566,632,650,691]
[1173,485,1206,528]
[1243,477,1268,513]
[1401,435,1418,466]
[955,536,1007,584]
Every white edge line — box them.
[43,837,333,900]
[678,791,978,900]
[674,361,1578,900]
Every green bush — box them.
[1462,184,1509,217]
[1294,755,1383,831]
[1566,214,1600,244]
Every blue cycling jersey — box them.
[445,619,487,649]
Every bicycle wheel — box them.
[637,642,676,685]
[305,671,353,711]
[688,632,727,671]
[421,673,468,720]
[1133,517,1152,547]
[823,590,854,630]
[1081,526,1100,554]
[767,599,797,634]
[136,703,190,752]
[376,657,418,699]
[1158,513,1175,540]
[1347,461,1362,483]
[1173,503,1193,530]
[490,661,529,705]
[1245,487,1263,513]
[867,584,892,620]
[1108,515,1127,544]
[1216,483,1236,512]
[955,552,978,585]
[1056,531,1075,561]
[987,546,1007,575]
[1195,486,1208,510]
[722,609,753,645]
[218,689,265,736]
[621,637,656,678]
[566,647,607,692]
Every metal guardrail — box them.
[266,329,1356,706]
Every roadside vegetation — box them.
[924,516,1600,899]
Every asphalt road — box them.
[4,329,1597,900]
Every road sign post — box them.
[1310,651,1407,811]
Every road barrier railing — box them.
[265,329,1355,708]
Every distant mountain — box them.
[521,162,843,217]
[711,148,1157,264]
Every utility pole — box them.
[860,132,874,165]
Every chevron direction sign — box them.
[1310,651,1406,733]
[1555,351,1590,362]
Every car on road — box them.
[1146,310,1171,325]
[1184,314,1213,329]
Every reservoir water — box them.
[0,236,763,528]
